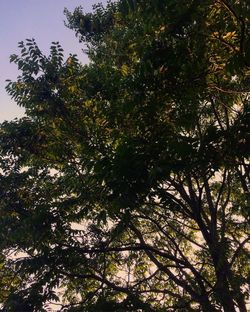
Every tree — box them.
[0,0,250,311]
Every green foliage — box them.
[0,0,250,311]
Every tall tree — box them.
[0,0,250,311]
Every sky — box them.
[0,0,107,122]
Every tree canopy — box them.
[0,0,250,311]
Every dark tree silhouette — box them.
[0,1,250,311]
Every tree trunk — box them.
[215,268,236,312]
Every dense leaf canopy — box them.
[0,0,250,311]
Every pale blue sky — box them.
[0,0,107,122]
